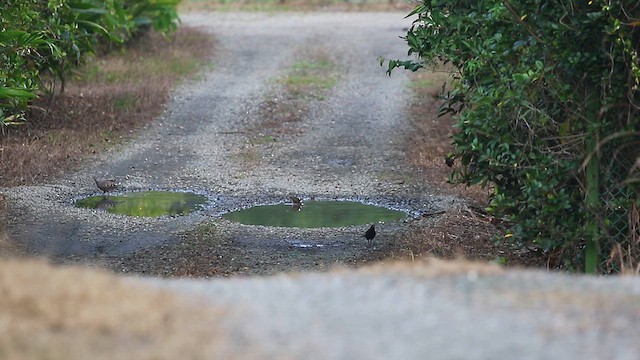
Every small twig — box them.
[419,210,446,218]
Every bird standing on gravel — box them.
[94,176,117,193]
[364,224,376,244]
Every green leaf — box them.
[406,4,427,18]
[0,87,37,99]
[76,20,111,39]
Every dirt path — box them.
[3,12,461,274]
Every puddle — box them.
[75,191,208,217]
[223,200,407,228]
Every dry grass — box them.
[0,194,24,258]
[0,27,214,187]
[398,208,502,260]
[404,70,488,203]
[0,259,227,360]
[359,256,503,278]
[395,208,544,267]
[606,202,640,275]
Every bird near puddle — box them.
[364,224,376,244]
[289,196,303,211]
[94,176,117,193]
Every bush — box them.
[388,0,640,272]
[0,0,180,125]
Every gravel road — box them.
[3,11,460,270]
[3,11,640,359]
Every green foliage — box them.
[0,0,180,125]
[388,0,640,271]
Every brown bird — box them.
[94,176,117,193]
[289,196,303,212]
[364,224,376,244]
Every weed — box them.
[281,54,338,99]
[250,135,277,145]
[113,96,138,110]
[46,132,62,146]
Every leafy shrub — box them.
[0,0,180,125]
[388,0,640,272]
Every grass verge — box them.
[0,27,215,187]
[402,69,478,198]
[0,259,225,359]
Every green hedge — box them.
[389,0,640,272]
[0,0,180,125]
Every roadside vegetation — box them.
[387,0,640,273]
[0,0,181,126]
[0,28,214,186]
[0,0,215,186]
[398,70,542,268]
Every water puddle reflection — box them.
[223,200,407,228]
[75,191,208,217]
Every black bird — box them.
[445,156,454,167]
[364,224,376,244]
